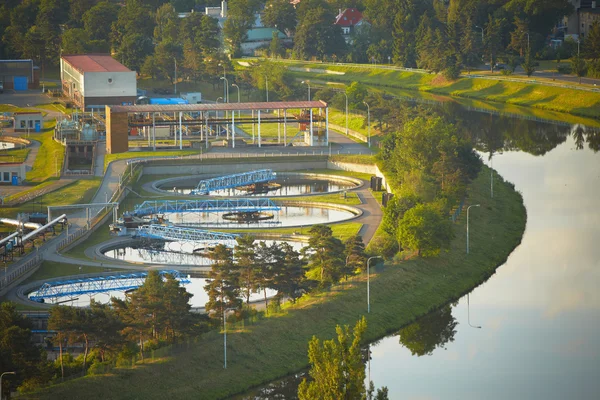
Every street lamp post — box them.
[216,97,223,137]
[265,76,269,102]
[363,101,371,147]
[1,371,16,400]
[466,204,480,254]
[220,77,229,103]
[475,25,484,43]
[467,293,482,329]
[301,80,311,101]
[218,63,226,102]
[367,256,382,313]
[231,83,240,103]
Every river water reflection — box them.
[235,109,600,399]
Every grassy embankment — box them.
[27,165,526,400]
[103,150,201,172]
[278,61,600,120]
[0,147,30,163]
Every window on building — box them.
[28,120,33,128]
[20,120,25,128]
[3,172,9,181]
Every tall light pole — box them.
[466,204,480,254]
[218,63,226,103]
[343,91,349,136]
[220,77,229,103]
[475,25,484,43]
[231,83,240,103]
[367,256,382,313]
[363,101,371,147]
[174,59,177,96]
[265,76,269,102]
[1,371,16,400]
[301,80,311,101]
[525,31,530,52]
[490,156,494,198]
[467,293,482,329]
[216,97,223,137]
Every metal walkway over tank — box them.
[132,198,280,217]
[135,225,239,248]
[29,270,190,302]
[191,169,277,195]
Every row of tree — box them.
[47,271,207,381]
[204,229,368,320]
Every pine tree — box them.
[204,244,242,322]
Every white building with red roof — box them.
[60,54,137,109]
[334,8,368,42]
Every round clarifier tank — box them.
[154,173,361,197]
[127,204,359,228]
[102,239,305,267]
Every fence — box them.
[450,197,466,223]
[0,254,43,293]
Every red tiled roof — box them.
[61,54,131,73]
[335,8,363,27]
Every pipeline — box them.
[0,218,42,230]
[21,214,68,242]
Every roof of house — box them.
[61,54,131,73]
[335,8,363,27]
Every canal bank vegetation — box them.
[24,163,525,400]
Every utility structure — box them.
[29,270,189,303]
[191,169,277,195]
[105,101,330,153]
[135,225,239,249]
[131,198,280,217]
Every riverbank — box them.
[276,61,600,120]
[25,164,526,400]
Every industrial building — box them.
[0,60,39,90]
[13,112,43,132]
[60,54,137,110]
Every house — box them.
[563,0,600,37]
[334,8,368,43]
[60,54,137,110]
[13,112,43,133]
[0,60,39,91]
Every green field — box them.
[26,125,66,183]
[26,165,526,400]
[238,123,300,139]
[276,61,600,120]
[0,147,30,164]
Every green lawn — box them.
[278,61,600,120]
[0,147,30,164]
[137,77,224,101]
[26,165,525,400]
[104,149,201,171]
[20,261,119,286]
[238,123,300,139]
[1,179,101,220]
[26,123,66,183]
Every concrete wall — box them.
[83,71,136,98]
[327,161,392,192]
[106,108,129,154]
[0,164,26,183]
[143,160,329,175]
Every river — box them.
[235,106,600,399]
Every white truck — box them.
[181,92,202,104]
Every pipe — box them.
[0,218,42,230]
[0,231,19,248]
[21,214,67,242]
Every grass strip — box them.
[26,125,65,183]
[26,165,526,400]
[104,150,202,172]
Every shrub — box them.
[500,69,512,76]
[557,64,572,74]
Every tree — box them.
[154,2,179,43]
[153,40,182,82]
[0,302,52,393]
[88,300,124,362]
[508,17,529,57]
[234,234,258,305]
[460,15,480,74]
[293,3,345,61]
[82,1,119,42]
[298,317,367,400]
[343,235,366,279]
[204,244,242,321]
[484,15,504,73]
[116,33,153,72]
[584,21,600,77]
[522,48,536,77]
[263,0,297,35]
[48,306,76,380]
[111,0,154,49]
[69,0,99,28]
[381,193,420,237]
[270,242,308,303]
[223,0,256,57]
[61,28,90,54]
[303,224,345,286]
[571,52,586,84]
[346,81,368,109]
[270,31,284,59]
[397,203,454,257]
